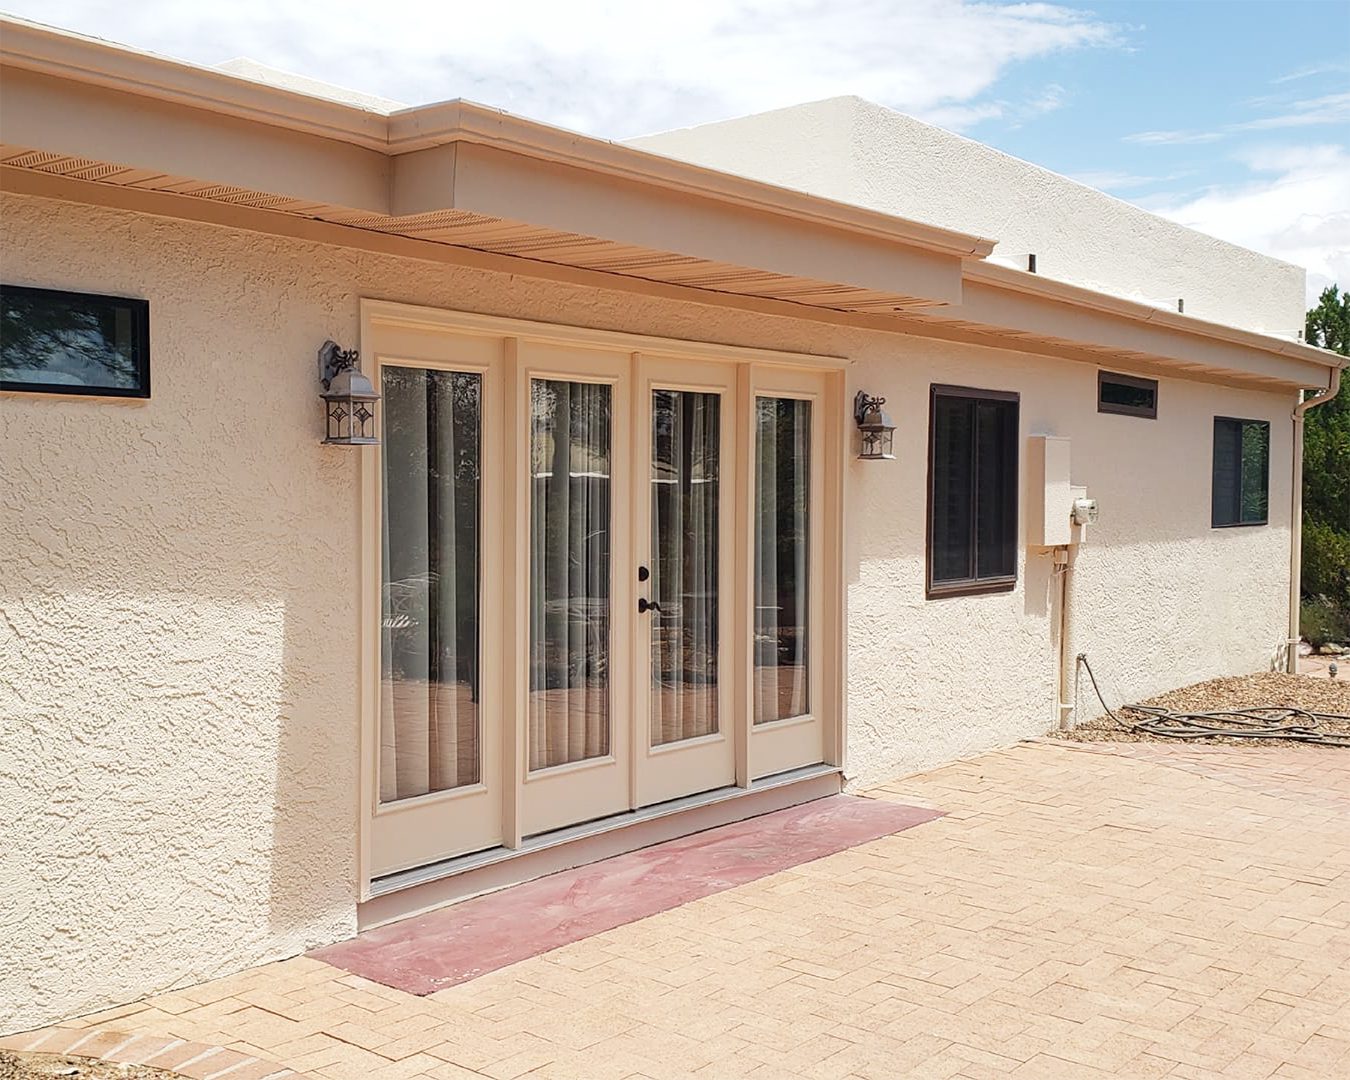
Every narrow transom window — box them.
[1098,370,1157,419]
[1,284,150,397]
[1212,417,1269,527]
[927,385,1019,597]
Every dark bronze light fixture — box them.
[318,340,379,445]
[853,391,896,460]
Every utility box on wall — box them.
[1027,435,1074,547]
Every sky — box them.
[5,0,1348,306]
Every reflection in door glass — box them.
[650,389,720,746]
[754,397,810,724]
[528,379,613,770]
[380,366,482,802]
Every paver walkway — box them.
[19,740,1350,1079]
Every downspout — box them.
[1287,363,1343,672]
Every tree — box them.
[1302,285,1350,608]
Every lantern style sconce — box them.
[853,391,896,460]
[318,340,379,445]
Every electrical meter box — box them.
[1072,498,1100,526]
[1027,435,1074,546]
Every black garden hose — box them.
[1076,654,1350,748]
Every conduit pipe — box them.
[1287,362,1343,673]
[1055,546,1074,729]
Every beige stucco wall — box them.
[630,97,1308,339]
[0,191,1293,1031]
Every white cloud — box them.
[1123,129,1223,145]
[1069,168,1191,192]
[1232,91,1350,131]
[1146,144,1350,306]
[2,0,1119,136]
[1271,62,1348,85]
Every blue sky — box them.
[4,0,1347,303]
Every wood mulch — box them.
[1053,671,1350,745]
[1,1053,183,1080]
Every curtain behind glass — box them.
[754,397,810,724]
[380,367,482,802]
[650,390,720,746]
[529,380,612,770]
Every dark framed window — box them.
[927,384,1020,597]
[1098,370,1157,418]
[1,285,150,397]
[1212,417,1269,527]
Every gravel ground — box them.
[1054,671,1350,745]
[0,1053,183,1080]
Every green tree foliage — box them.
[1302,286,1350,640]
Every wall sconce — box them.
[318,340,379,445]
[853,391,896,460]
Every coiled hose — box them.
[1076,654,1350,748]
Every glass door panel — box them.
[527,379,614,770]
[753,396,811,725]
[366,330,504,882]
[515,344,631,839]
[381,367,483,799]
[634,358,736,807]
[748,372,828,780]
[650,389,721,747]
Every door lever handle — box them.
[638,597,662,614]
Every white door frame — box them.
[358,299,847,898]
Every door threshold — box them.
[359,763,842,930]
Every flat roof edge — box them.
[967,262,1342,372]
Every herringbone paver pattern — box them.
[22,741,1350,1078]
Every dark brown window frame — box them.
[1211,415,1270,529]
[0,284,151,398]
[1097,370,1157,419]
[926,383,1021,599]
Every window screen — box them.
[1098,371,1157,418]
[928,385,1019,595]
[1212,417,1269,527]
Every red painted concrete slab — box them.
[312,795,942,994]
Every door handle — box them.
[638,597,662,614]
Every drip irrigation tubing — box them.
[1075,654,1350,748]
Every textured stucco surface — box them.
[630,97,1307,338]
[1,192,1294,1031]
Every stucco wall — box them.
[1,192,1293,1030]
[630,97,1307,338]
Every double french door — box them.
[362,307,835,883]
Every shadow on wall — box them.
[0,309,361,1032]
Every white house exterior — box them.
[1,18,1342,1033]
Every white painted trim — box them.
[362,299,846,370]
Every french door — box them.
[361,304,837,884]
[633,356,738,807]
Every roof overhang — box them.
[901,263,1343,392]
[1,14,1342,393]
[0,16,990,314]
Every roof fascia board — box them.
[955,276,1336,388]
[388,102,996,261]
[0,66,391,212]
[399,141,964,305]
[0,16,391,150]
[968,262,1341,373]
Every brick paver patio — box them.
[11,740,1349,1078]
